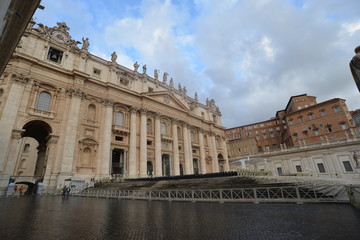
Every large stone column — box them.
[43,135,60,189]
[0,73,30,175]
[154,113,162,176]
[199,130,206,174]
[172,120,180,175]
[98,100,113,177]
[210,134,219,172]
[139,109,148,177]
[222,136,230,171]
[128,107,137,178]
[60,89,83,176]
[182,124,191,174]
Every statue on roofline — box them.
[350,45,360,92]
[111,51,117,62]
[81,37,90,51]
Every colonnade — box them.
[124,107,229,178]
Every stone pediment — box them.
[143,91,189,111]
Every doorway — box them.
[162,154,171,177]
[112,149,124,176]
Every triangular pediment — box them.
[143,91,189,111]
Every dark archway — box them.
[21,120,52,178]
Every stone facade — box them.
[0,22,229,195]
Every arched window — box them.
[115,112,124,126]
[35,92,51,111]
[23,144,30,153]
[161,122,167,135]
[147,119,152,134]
[88,104,96,120]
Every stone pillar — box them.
[210,134,219,172]
[99,100,113,177]
[128,107,137,178]
[0,73,30,175]
[222,137,230,171]
[43,135,60,188]
[182,124,191,174]
[139,109,148,177]
[60,89,83,176]
[154,113,162,176]
[188,128,194,174]
[172,120,180,175]
[3,129,24,175]
[199,130,206,174]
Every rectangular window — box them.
[321,111,326,117]
[314,130,319,136]
[277,167,283,175]
[255,135,260,140]
[298,117,303,123]
[277,131,281,136]
[262,129,266,133]
[263,134,267,139]
[317,163,326,173]
[343,161,353,172]
[272,144,277,150]
[115,136,123,141]
[289,120,294,125]
[47,47,63,63]
[148,87,153,92]
[333,106,340,113]
[270,132,274,138]
[341,124,346,130]
[295,165,302,172]
[93,68,101,77]
[147,140,152,145]
[308,114,314,120]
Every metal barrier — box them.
[71,185,348,203]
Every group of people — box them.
[62,186,71,197]
[13,185,25,197]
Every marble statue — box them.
[163,72,168,83]
[142,64,147,74]
[81,37,90,51]
[133,62,139,72]
[111,51,117,62]
[350,46,360,92]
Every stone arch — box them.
[19,120,53,180]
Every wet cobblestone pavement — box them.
[0,196,360,240]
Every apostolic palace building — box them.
[226,94,360,179]
[0,21,229,195]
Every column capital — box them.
[101,98,114,107]
[140,108,148,115]
[154,112,161,119]
[130,106,138,113]
[11,128,25,139]
[11,72,31,85]
[66,87,85,99]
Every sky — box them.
[33,0,360,128]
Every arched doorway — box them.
[147,161,153,176]
[218,153,225,172]
[193,158,199,175]
[17,120,52,185]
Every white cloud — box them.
[34,0,360,128]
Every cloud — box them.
[34,0,360,128]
